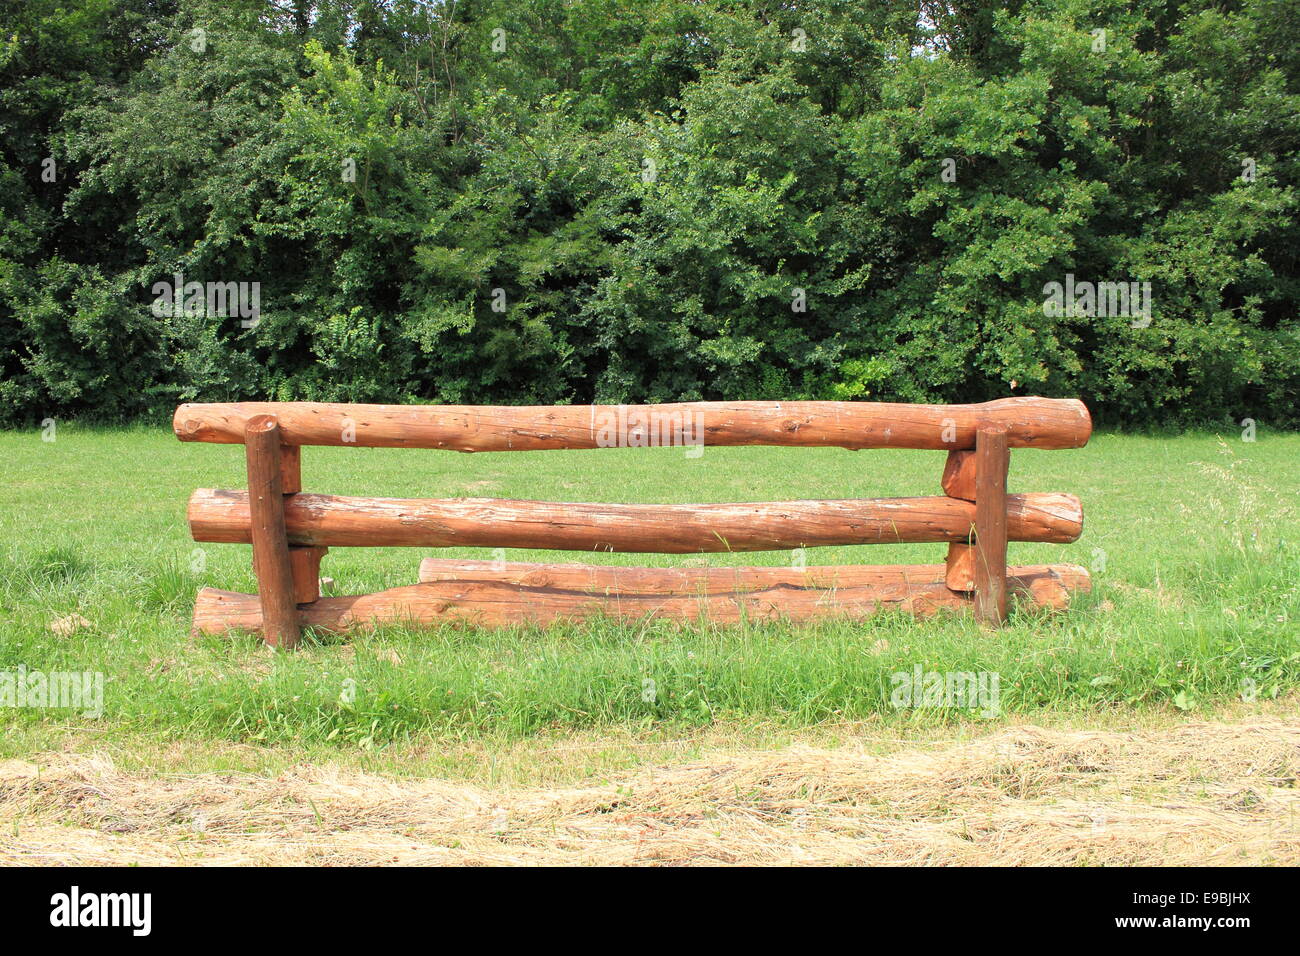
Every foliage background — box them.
[1,0,1296,426]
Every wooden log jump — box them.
[176,397,1092,643]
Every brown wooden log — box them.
[289,546,327,604]
[244,415,300,648]
[191,563,1091,635]
[944,543,976,591]
[252,545,327,603]
[418,558,935,591]
[974,427,1011,625]
[942,448,978,590]
[279,444,301,495]
[174,397,1092,452]
[941,449,977,501]
[188,490,1083,551]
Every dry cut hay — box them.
[1,716,1297,866]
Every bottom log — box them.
[192,561,1090,636]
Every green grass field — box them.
[3,424,1298,778]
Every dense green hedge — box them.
[2,0,1297,426]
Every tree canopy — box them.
[1,0,1296,425]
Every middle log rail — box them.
[188,490,1083,552]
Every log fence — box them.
[175,397,1092,647]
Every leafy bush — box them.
[1,0,1296,425]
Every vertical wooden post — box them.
[941,448,977,500]
[273,440,326,604]
[279,444,301,494]
[245,414,300,648]
[945,540,976,591]
[251,443,324,604]
[941,448,978,591]
[288,546,328,603]
[974,426,1010,625]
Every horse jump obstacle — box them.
[175,397,1092,647]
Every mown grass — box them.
[2,424,1298,767]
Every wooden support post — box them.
[289,546,328,604]
[974,426,1010,625]
[279,444,301,495]
[942,448,978,591]
[245,415,300,648]
[276,442,323,603]
[941,449,977,500]
[945,541,976,591]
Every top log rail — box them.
[173,397,1091,452]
